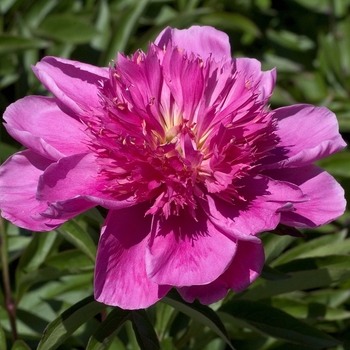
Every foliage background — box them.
[1,0,350,349]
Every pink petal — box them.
[264,165,346,228]
[32,56,108,115]
[178,240,264,303]
[4,96,89,160]
[201,175,308,241]
[265,105,346,168]
[37,153,135,210]
[30,197,97,229]
[94,205,171,309]
[145,207,238,286]
[236,57,276,101]
[0,150,53,231]
[221,240,264,292]
[155,26,231,62]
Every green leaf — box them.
[317,151,350,178]
[37,296,106,350]
[16,267,64,301]
[240,256,350,301]
[57,220,96,262]
[0,35,49,54]
[220,300,339,349]
[271,230,348,267]
[200,12,261,37]
[87,308,131,350]
[163,290,235,350]
[102,0,149,65]
[130,310,161,350]
[0,142,18,162]
[22,0,59,28]
[271,298,350,321]
[37,14,99,43]
[17,231,58,273]
[262,234,295,265]
[87,307,160,350]
[267,29,315,51]
[0,325,6,350]
[10,340,31,350]
[44,250,94,272]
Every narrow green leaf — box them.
[267,29,315,51]
[163,290,235,350]
[0,142,18,162]
[22,0,59,28]
[11,340,31,350]
[44,250,94,272]
[271,230,347,266]
[37,14,99,43]
[17,231,57,273]
[271,298,350,321]
[87,308,160,350]
[200,12,261,37]
[240,258,350,301]
[37,296,106,350]
[16,267,63,301]
[130,310,161,350]
[262,234,295,265]
[0,35,49,54]
[58,220,96,262]
[103,0,149,65]
[220,300,339,349]
[0,325,6,350]
[87,307,132,350]
[317,151,350,178]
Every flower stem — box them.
[0,215,17,341]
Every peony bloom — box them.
[0,26,346,309]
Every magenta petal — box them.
[145,207,237,286]
[0,150,52,231]
[155,26,231,61]
[94,205,171,309]
[267,105,346,168]
[177,280,229,305]
[202,175,307,241]
[31,197,97,229]
[178,240,264,303]
[221,240,264,292]
[32,56,108,114]
[37,153,134,210]
[235,58,276,101]
[265,165,346,228]
[4,96,89,160]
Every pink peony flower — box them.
[0,26,346,309]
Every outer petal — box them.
[264,105,346,168]
[201,175,308,241]
[37,153,135,210]
[32,56,108,115]
[264,165,346,228]
[0,150,52,231]
[178,240,264,304]
[4,96,90,160]
[155,26,231,61]
[235,58,276,101]
[94,205,171,309]
[145,206,238,286]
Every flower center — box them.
[86,46,277,219]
